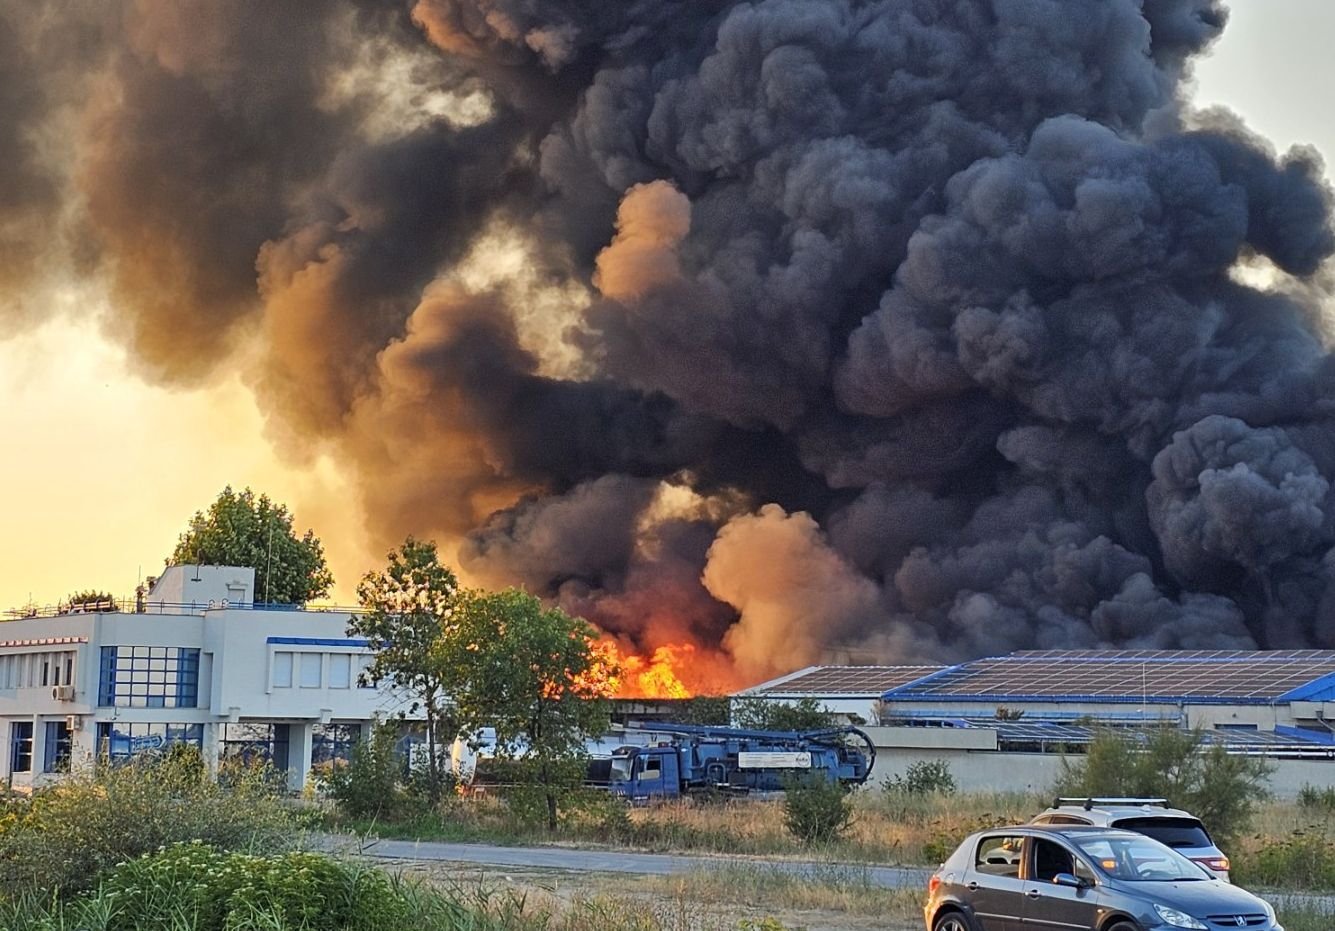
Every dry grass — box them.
[599,789,1042,866]
[637,863,923,919]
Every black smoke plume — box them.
[6,0,1335,682]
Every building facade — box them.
[1,566,409,792]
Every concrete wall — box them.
[863,745,1335,799]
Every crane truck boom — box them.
[607,722,875,801]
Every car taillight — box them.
[928,874,942,895]
[1193,856,1230,873]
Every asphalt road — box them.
[318,834,933,888]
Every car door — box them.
[1021,837,1102,931]
[969,833,1029,931]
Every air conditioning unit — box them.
[65,714,83,731]
[51,685,75,702]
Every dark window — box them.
[975,835,1024,877]
[219,723,290,772]
[1031,838,1075,881]
[10,722,34,773]
[43,721,72,773]
[641,756,662,779]
[1110,817,1212,849]
[97,646,200,708]
[312,723,361,770]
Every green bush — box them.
[1297,783,1335,812]
[881,760,957,796]
[1056,727,1271,847]
[1233,833,1335,890]
[96,842,411,931]
[781,776,853,845]
[321,724,409,819]
[0,750,294,895]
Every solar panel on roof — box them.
[753,664,942,695]
[882,651,1335,703]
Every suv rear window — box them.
[1110,816,1211,848]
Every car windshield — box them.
[1110,817,1212,849]
[1070,834,1209,882]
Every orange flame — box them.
[584,640,696,699]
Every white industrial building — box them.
[1,565,408,792]
[742,650,1335,797]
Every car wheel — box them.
[1105,921,1141,931]
[932,912,974,931]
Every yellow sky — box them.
[1,0,1332,613]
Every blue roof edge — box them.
[266,636,370,648]
[1278,670,1335,703]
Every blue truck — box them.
[604,722,875,801]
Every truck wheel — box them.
[932,911,974,931]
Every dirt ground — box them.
[398,859,925,931]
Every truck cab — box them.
[608,746,683,801]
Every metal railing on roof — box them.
[3,595,365,621]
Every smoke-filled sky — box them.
[2,0,1333,689]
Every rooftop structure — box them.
[881,650,1335,705]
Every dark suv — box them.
[1031,797,1229,881]
[924,824,1279,931]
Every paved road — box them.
[317,834,932,889]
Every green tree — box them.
[732,696,837,731]
[446,588,615,830]
[168,486,333,605]
[1057,726,1272,847]
[348,538,459,804]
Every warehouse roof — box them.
[742,664,944,697]
[881,650,1335,705]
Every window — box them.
[1031,838,1075,882]
[272,652,293,689]
[10,722,34,773]
[96,722,203,764]
[98,646,200,708]
[356,657,375,688]
[641,757,662,780]
[312,723,361,769]
[43,721,72,773]
[299,653,321,688]
[976,835,1024,878]
[329,654,351,689]
[219,723,290,772]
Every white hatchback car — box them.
[1030,797,1231,881]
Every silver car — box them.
[1031,797,1230,881]
[924,824,1280,931]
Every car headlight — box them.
[1153,904,1208,929]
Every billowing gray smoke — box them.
[6,0,1335,682]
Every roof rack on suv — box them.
[1051,797,1170,811]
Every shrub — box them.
[1056,727,1271,847]
[1297,783,1335,812]
[0,751,294,895]
[1233,833,1335,890]
[96,842,411,931]
[882,760,956,796]
[322,723,408,819]
[782,776,853,845]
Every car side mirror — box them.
[1052,873,1089,889]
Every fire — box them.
[618,644,694,699]
[584,640,696,699]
